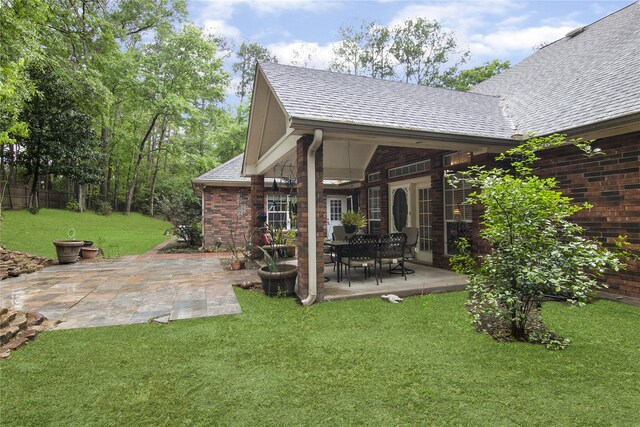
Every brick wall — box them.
[360,132,639,297]
[202,186,253,249]
[534,132,640,298]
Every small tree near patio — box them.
[447,134,633,349]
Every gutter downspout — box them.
[301,129,323,306]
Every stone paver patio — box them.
[1,239,468,330]
[0,249,258,330]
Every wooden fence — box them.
[1,185,69,210]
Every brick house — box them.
[194,3,639,303]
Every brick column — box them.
[250,175,265,258]
[296,135,325,301]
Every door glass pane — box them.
[330,199,342,221]
[392,188,408,231]
[418,188,432,251]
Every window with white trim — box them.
[368,187,381,235]
[443,151,472,167]
[266,194,296,229]
[444,177,472,255]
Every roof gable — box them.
[259,62,516,140]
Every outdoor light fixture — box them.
[453,205,462,219]
[271,164,279,192]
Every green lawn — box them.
[0,208,172,258]
[1,291,638,426]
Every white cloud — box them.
[196,0,338,20]
[388,0,521,29]
[469,25,575,57]
[202,19,242,40]
[267,41,335,69]
[386,0,590,65]
[245,0,340,15]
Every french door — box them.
[326,195,347,238]
[389,179,432,263]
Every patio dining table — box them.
[326,239,378,283]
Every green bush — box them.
[448,134,630,348]
[157,191,202,247]
[65,199,79,212]
[93,200,112,216]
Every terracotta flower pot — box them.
[53,240,84,264]
[231,259,243,270]
[81,247,100,259]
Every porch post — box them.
[296,135,325,301]
[250,175,265,258]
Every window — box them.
[266,194,296,229]
[368,172,381,183]
[368,187,381,235]
[443,151,472,167]
[388,160,430,179]
[444,177,472,255]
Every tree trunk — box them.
[78,183,86,212]
[29,171,39,210]
[125,114,160,215]
[149,122,167,217]
[100,122,109,200]
[28,143,41,211]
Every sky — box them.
[186,0,633,100]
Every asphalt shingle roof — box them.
[194,154,247,183]
[199,2,639,183]
[472,2,640,135]
[260,62,516,140]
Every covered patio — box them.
[322,261,466,301]
[243,62,517,304]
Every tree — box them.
[17,63,102,211]
[442,59,510,91]
[361,22,395,79]
[391,18,469,86]
[329,18,469,86]
[329,20,395,79]
[448,135,632,349]
[232,42,277,103]
[0,0,49,146]
[328,23,367,75]
[122,25,227,214]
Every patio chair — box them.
[323,242,336,272]
[340,234,379,287]
[377,233,407,282]
[390,226,418,275]
[332,226,356,242]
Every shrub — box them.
[65,199,79,212]
[448,134,632,348]
[157,191,202,247]
[93,200,112,216]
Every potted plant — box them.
[53,240,84,263]
[227,239,244,270]
[257,247,297,297]
[341,210,367,234]
[81,246,100,259]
